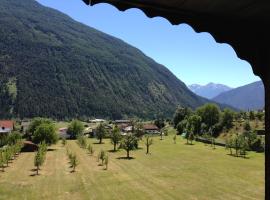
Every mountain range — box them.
[188,83,232,99]
[0,0,210,119]
[213,81,264,111]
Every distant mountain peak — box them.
[188,83,232,99]
[213,81,264,111]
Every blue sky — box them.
[37,0,260,88]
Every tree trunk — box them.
[99,138,102,144]
[263,77,270,200]
[36,167,39,175]
[114,143,116,151]
[127,149,129,158]
[146,145,149,154]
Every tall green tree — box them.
[173,107,192,128]
[144,135,153,154]
[121,134,138,159]
[96,123,107,144]
[28,118,52,134]
[221,109,234,130]
[196,104,220,129]
[187,114,202,135]
[111,126,122,151]
[67,120,84,139]
[176,119,187,135]
[33,123,58,145]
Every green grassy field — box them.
[0,135,264,200]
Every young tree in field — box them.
[70,154,78,172]
[144,135,153,154]
[87,144,94,156]
[239,136,248,158]
[34,151,43,175]
[196,104,220,130]
[0,150,6,172]
[121,134,138,159]
[96,123,107,144]
[225,136,234,155]
[4,148,12,167]
[173,134,177,144]
[67,120,84,139]
[77,136,87,149]
[160,127,167,140]
[99,149,106,165]
[111,126,122,151]
[104,154,109,170]
[33,123,58,145]
[189,132,195,145]
[232,134,241,157]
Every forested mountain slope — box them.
[0,0,208,119]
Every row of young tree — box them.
[0,139,23,172]
[76,136,109,170]
[34,142,47,175]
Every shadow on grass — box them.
[227,154,250,159]
[107,150,119,153]
[116,156,135,160]
[47,148,57,152]
[93,142,105,145]
[184,143,195,146]
[29,168,40,177]
[30,173,41,177]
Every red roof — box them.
[0,120,14,129]
[143,124,159,130]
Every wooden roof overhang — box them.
[82,0,270,79]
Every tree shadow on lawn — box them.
[227,154,250,159]
[93,142,105,145]
[29,169,40,177]
[107,150,119,153]
[116,156,135,160]
[184,143,195,146]
[47,148,57,152]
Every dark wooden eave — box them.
[82,0,270,77]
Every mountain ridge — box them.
[188,83,232,99]
[0,0,210,119]
[212,81,264,111]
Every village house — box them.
[143,124,160,134]
[0,120,14,135]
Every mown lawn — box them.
[0,135,264,200]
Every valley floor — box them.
[0,135,264,200]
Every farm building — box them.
[0,120,14,135]
[143,124,160,134]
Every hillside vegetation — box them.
[0,0,208,120]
